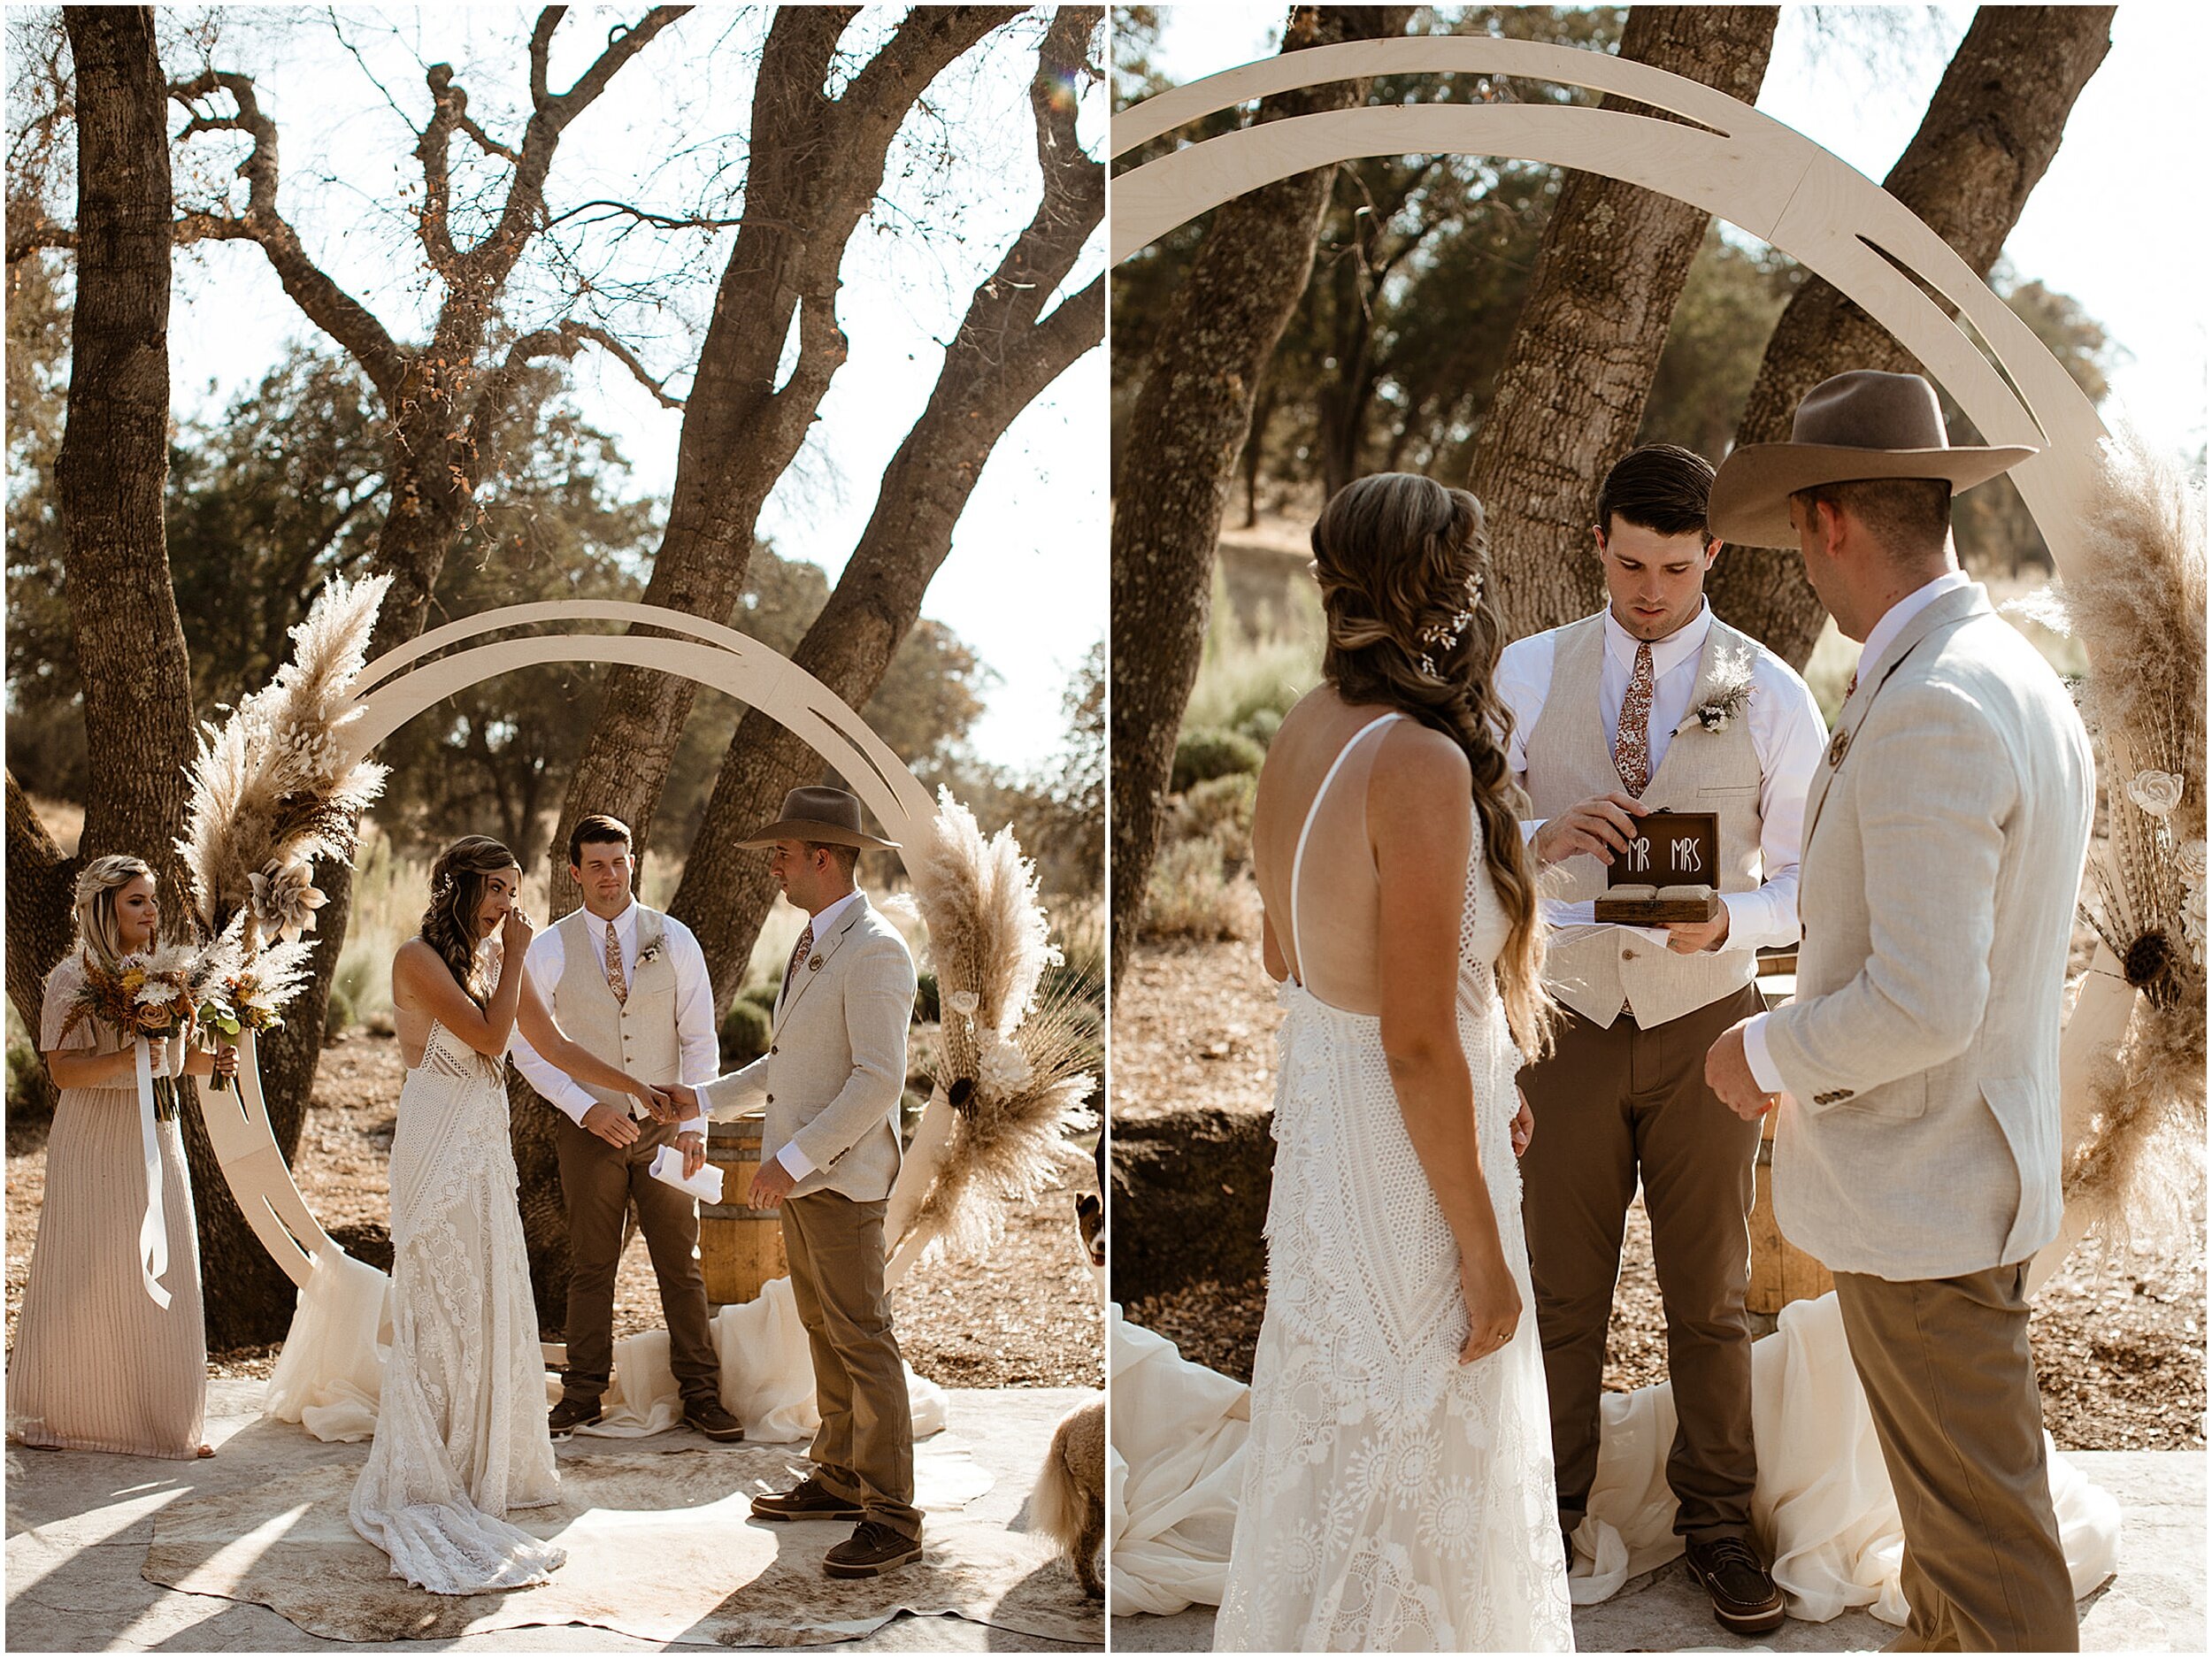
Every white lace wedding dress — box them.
[349,1018,566,1593]
[1215,713,1573,1651]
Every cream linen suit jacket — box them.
[703,894,915,1203]
[1764,583,2093,1281]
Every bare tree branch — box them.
[168,69,408,399]
[5,211,75,263]
[541,196,746,233]
[456,109,519,164]
[414,62,464,269]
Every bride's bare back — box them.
[1255,688,1425,1016]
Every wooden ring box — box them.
[1590,810,1721,924]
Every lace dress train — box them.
[349,1021,565,1593]
[1216,714,1572,1651]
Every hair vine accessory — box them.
[1414,572,1483,678]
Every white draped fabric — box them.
[1108,1293,2122,1626]
[265,1249,950,1447]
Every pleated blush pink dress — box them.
[7,955,206,1458]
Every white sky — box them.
[150,6,1105,772]
[1143,4,2208,458]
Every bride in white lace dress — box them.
[1216,475,1573,1651]
[352,835,667,1595]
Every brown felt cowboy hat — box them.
[1709,370,2039,549]
[737,786,898,851]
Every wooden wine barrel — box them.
[699,1117,787,1305]
[1747,966,1832,1316]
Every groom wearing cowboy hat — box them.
[669,786,924,1579]
[1703,371,2093,1651]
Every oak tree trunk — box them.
[1705,4,2117,665]
[549,8,1020,915]
[669,6,1103,1009]
[1468,5,1779,641]
[1108,5,1415,986]
[523,8,1024,1293]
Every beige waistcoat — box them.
[550,906,680,1117]
[1523,612,1766,1028]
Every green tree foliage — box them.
[1637,227,1804,462]
[940,641,1104,900]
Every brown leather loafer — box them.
[684,1399,745,1442]
[823,1520,923,1578]
[547,1396,603,1435]
[1684,1533,1786,1635]
[751,1477,866,1523]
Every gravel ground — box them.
[1115,938,2206,1453]
[7,1029,1102,1391]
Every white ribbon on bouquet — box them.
[131,1035,173,1309]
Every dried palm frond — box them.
[908,980,1100,1263]
[907,788,1056,1088]
[898,793,1099,1263]
[178,574,392,946]
[2055,425,2208,1236]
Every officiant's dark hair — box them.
[1596,443,1716,542]
[567,814,634,869]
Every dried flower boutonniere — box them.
[1688,647,1756,733]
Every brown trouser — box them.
[782,1189,920,1539]
[1518,981,1765,1540]
[1833,1263,2078,1653]
[554,1111,718,1406]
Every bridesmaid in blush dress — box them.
[9,856,235,1459]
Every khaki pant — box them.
[1518,981,1765,1539]
[783,1190,920,1539]
[1833,1263,2078,1653]
[555,1113,718,1406]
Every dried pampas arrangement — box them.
[177,574,392,955]
[900,790,1099,1262]
[2039,426,2207,1248]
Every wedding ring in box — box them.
[1591,810,1721,923]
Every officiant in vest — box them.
[1497,443,1826,1636]
[511,814,744,1442]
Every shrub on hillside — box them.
[1142,836,1259,943]
[1172,726,1265,794]
[1186,772,1257,868]
[720,999,772,1068]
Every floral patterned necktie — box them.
[1614,641,1655,797]
[603,918,628,1005]
[782,923,815,1002]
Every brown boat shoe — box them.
[823,1520,924,1579]
[547,1395,603,1436]
[750,1476,866,1524]
[1684,1533,1786,1636]
[683,1399,745,1442]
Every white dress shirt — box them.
[1496,600,1828,951]
[510,900,716,1133]
[1743,569,1975,1091]
[769,887,865,1180]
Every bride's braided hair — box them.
[419,835,518,1009]
[1311,473,1551,1058]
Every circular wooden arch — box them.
[1111,35,2107,579]
[206,603,939,1288]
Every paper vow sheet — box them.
[647,1145,724,1204]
